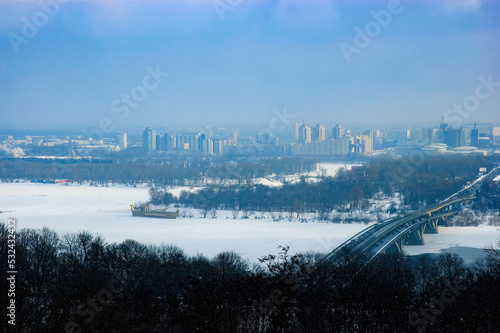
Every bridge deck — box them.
[320,166,500,265]
[322,195,474,264]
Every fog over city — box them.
[1,0,499,131]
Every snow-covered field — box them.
[254,163,362,187]
[306,163,362,178]
[1,182,498,263]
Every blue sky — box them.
[0,0,499,132]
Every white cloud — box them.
[443,0,481,11]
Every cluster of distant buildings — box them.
[288,122,500,156]
[1,122,499,158]
[138,127,236,155]
[290,123,372,155]
[127,122,500,157]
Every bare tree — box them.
[232,202,240,219]
[485,234,500,266]
[319,167,327,179]
[242,209,252,219]
[201,206,210,218]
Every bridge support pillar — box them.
[386,237,405,254]
[405,226,425,245]
[424,219,439,234]
[437,216,448,226]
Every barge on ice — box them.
[130,204,179,219]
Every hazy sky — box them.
[1,0,499,132]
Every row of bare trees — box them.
[169,155,498,219]
[0,156,316,186]
[1,224,499,332]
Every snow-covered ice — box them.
[1,182,498,263]
[404,226,499,264]
[0,182,367,262]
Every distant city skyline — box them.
[3,120,499,158]
[1,0,499,131]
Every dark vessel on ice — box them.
[130,204,179,219]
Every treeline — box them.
[1,224,499,332]
[448,209,500,227]
[474,179,500,211]
[166,155,497,215]
[0,157,316,186]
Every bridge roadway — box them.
[320,166,500,265]
[321,195,474,264]
[316,166,500,267]
[368,210,458,260]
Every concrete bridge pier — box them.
[437,215,449,226]
[385,237,405,254]
[404,226,425,245]
[424,219,439,234]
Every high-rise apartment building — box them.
[385,130,409,141]
[470,129,479,147]
[295,123,302,141]
[332,137,350,155]
[446,128,466,147]
[332,124,344,139]
[298,124,311,144]
[116,132,127,150]
[143,127,156,152]
[213,139,223,155]
[410,128,424,143]
[202,138,213,155]
[362,130,373,154]
[312,124,326,143]
[230,131,238,143]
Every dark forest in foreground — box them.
[1,224,499,333]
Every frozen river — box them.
[1,182,498,263]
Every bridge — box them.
[320,166,500,265]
